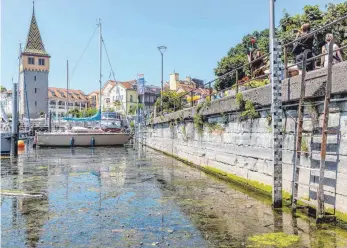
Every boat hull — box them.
[1,133,11,154]
[36,132,130,147]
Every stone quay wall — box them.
[144,61,347,215]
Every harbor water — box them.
[1,145,347,247]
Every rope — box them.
[102,38,116,80]
[70,26,99,78]
[102,38,131,126]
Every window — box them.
[28,57,34,65]
[50,90,56,97]
[34,88,37,93]
[34,76,36,81]
[39,58,45,66]
[130,95,133,102]
[35,101,37,106]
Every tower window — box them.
[34,76,36,81]
[130,95,133,102]
[39,58,45,66]
[34,88,37,93]
[35,101,37,106]
[28,57,35,65]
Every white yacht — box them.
[36,127,130,147]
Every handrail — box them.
[285,44,347,70]
[283,15,347,78]
[176,53,270,102]
[284,15,347,47]
[153,15,346,115]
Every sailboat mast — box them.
[99,19,102,112]
[67,59,69,114]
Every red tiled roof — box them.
[48,87,88,101]
[119,80,136,90]
[88,90,100,96]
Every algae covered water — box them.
[1,146,347,247]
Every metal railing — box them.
[154,15,346,115]
[283,14,347,78]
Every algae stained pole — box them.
[1,147,347,247]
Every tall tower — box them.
[20,2,50,118]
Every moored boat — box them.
[36,127,130,147]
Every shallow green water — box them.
[1,146,347,247]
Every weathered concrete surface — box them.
[151,61,347,124]
[146,61,347,215]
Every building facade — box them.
[87,91,100,109]
[96,80,160,116]
[20,5,50,118]
[48,87,88,117]
[0,90,12,116]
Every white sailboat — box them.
[36,20,131,147]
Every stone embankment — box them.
[144,61,347,217]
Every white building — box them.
[48,87,88,117]
[0,90,13,116]
[100,80,137,115]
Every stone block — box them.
[247,170,272,186]
[336,173,347,196]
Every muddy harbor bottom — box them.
[1,147,347,247]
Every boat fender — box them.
[70,137,75,147]
[91,137,95,147]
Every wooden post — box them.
[317,39,334,220]
[291,50,309,212]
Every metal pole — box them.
[161,52,163,112]
[270,0,283,208]
[11,82,19,157]
[99,19,102,114]
[283,46,288,79]
[48,110,52,132]
[235,70,239,94]
[67,59,69,114]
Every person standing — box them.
[321,33,343,68]
[292,23,315,73]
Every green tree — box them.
[85,108,98,117]
[68,108,81,117]
[0,85,7,92]
[155,91,184,113]
[128,103,144,115]
[214,2,347,90]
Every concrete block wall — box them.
[145,103,347,214]
[145,61,347,214]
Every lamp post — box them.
[158,46,167,112]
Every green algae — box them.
[1,189,25,194]
[146,144,347,225]
[69,172,90,176]
[37,166,48,170]
[248,232,300,248]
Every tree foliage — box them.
[129,103,144,115]
[214,2,347,90]
[155,91,185,113]
[68,107,98,117]
[0,85,7,92]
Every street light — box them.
[158,46,167,112]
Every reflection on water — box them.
[1,146,347,248]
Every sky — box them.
[1,0,344,94]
